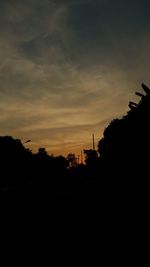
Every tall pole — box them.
[92,134,95,150]
[81,150,83,164]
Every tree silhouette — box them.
[0,136,32,188]
[98,83,150,182]
[66,153,77,168]
[84,149,98,168]
[36,147,50,161]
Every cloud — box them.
[0,0,150,155]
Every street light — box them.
[23,140,31,144]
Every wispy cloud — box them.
[0,0,150,155]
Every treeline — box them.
[0,83,150,198]
[0,136,69,191]
[0,136,98,195]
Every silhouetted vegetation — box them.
[98,83,150,175]
[0,83,149,200]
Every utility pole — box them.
[92,134,95,150]
[81,150,83,164]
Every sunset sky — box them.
[0,0,150,156]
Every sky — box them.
[0,0,150,156]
